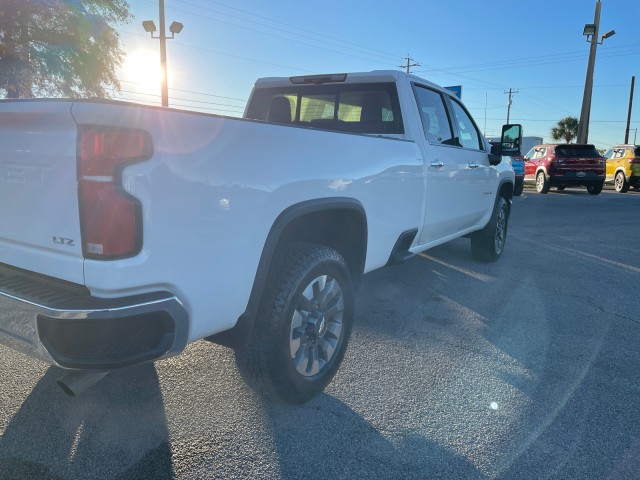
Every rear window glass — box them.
[554,145,600,157]
[245,83,403,135]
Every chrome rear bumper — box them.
[0,264,188,370]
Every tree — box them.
[551,116,579,144]
[0,0,131,99]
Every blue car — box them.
[489,140,524,196]
[510,155,524,196]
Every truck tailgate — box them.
[0,101,84,284]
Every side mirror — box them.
[500,124,523,156]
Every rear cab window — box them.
[245,83,404,135]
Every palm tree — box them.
[551,116,579,143]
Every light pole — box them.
[576,0,615,144]
[142,0,183,107]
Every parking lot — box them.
[1,186,639,480]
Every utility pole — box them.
[159,0,168,107]
[577,0,615,143]
[624,76,635,144]
[399,54,419,74]
[142,1,184,107]
[577,1,601,143]
[504,88,518,124]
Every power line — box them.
[120,29,314,73]
[168,0,403,63]
[143,1,399,67]
[120,79,246,102]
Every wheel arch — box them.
[535,166,548,178]
[208,198,367,348]
[498,178,514,203]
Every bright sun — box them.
[123,49,164,94]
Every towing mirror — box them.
[500,124,523,156]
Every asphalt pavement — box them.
[1,186,639,479]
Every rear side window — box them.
[245,83,403,134]
[554,145,600,157]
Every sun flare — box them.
[123,49,164,94]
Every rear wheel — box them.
[536,171,550,193]
[471,196,509,262]
[587,182,604,195]
[614,171,629,193]
[235,243,354,403]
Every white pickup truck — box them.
[0,70,521,402]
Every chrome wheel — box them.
[290,275,344,377]
[535,171,549,193]
[615,171,629,193]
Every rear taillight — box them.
[78,127,151,259]
[630,157,640,164]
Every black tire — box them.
[513,182,523,196]
[587,182,604,195]
[536,171,550,194]
[556,186,566,191]
[235,243,354,403]
[614,171,629,193]
[471,196,509,262]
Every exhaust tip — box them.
[57,371,110,397]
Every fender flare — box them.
[208,197,367,348]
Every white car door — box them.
[413,85,493,246]
[446,96,495,226]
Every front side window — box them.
[449,99,482,150]
[613,148,625,159]
[412,85,454,145]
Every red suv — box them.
[523,144,606,194]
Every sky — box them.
[114,0,640,150]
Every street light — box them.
[142,20,156,33]
[169,21,183,34]
[601,29,616,41]
[577,0,614,144]
[142,1,183,107]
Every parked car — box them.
[509,155,525,196]
[523,143,606,194]
[603,144,640,193]
[489,140,523,196]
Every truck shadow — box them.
[264,394,481,479]
[0,365,173,480]
[0,354,482,479]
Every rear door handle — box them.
[430,160,444,168]
[469,162,480,169]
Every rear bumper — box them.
[0,264,189,370]
[547,173,605,186]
